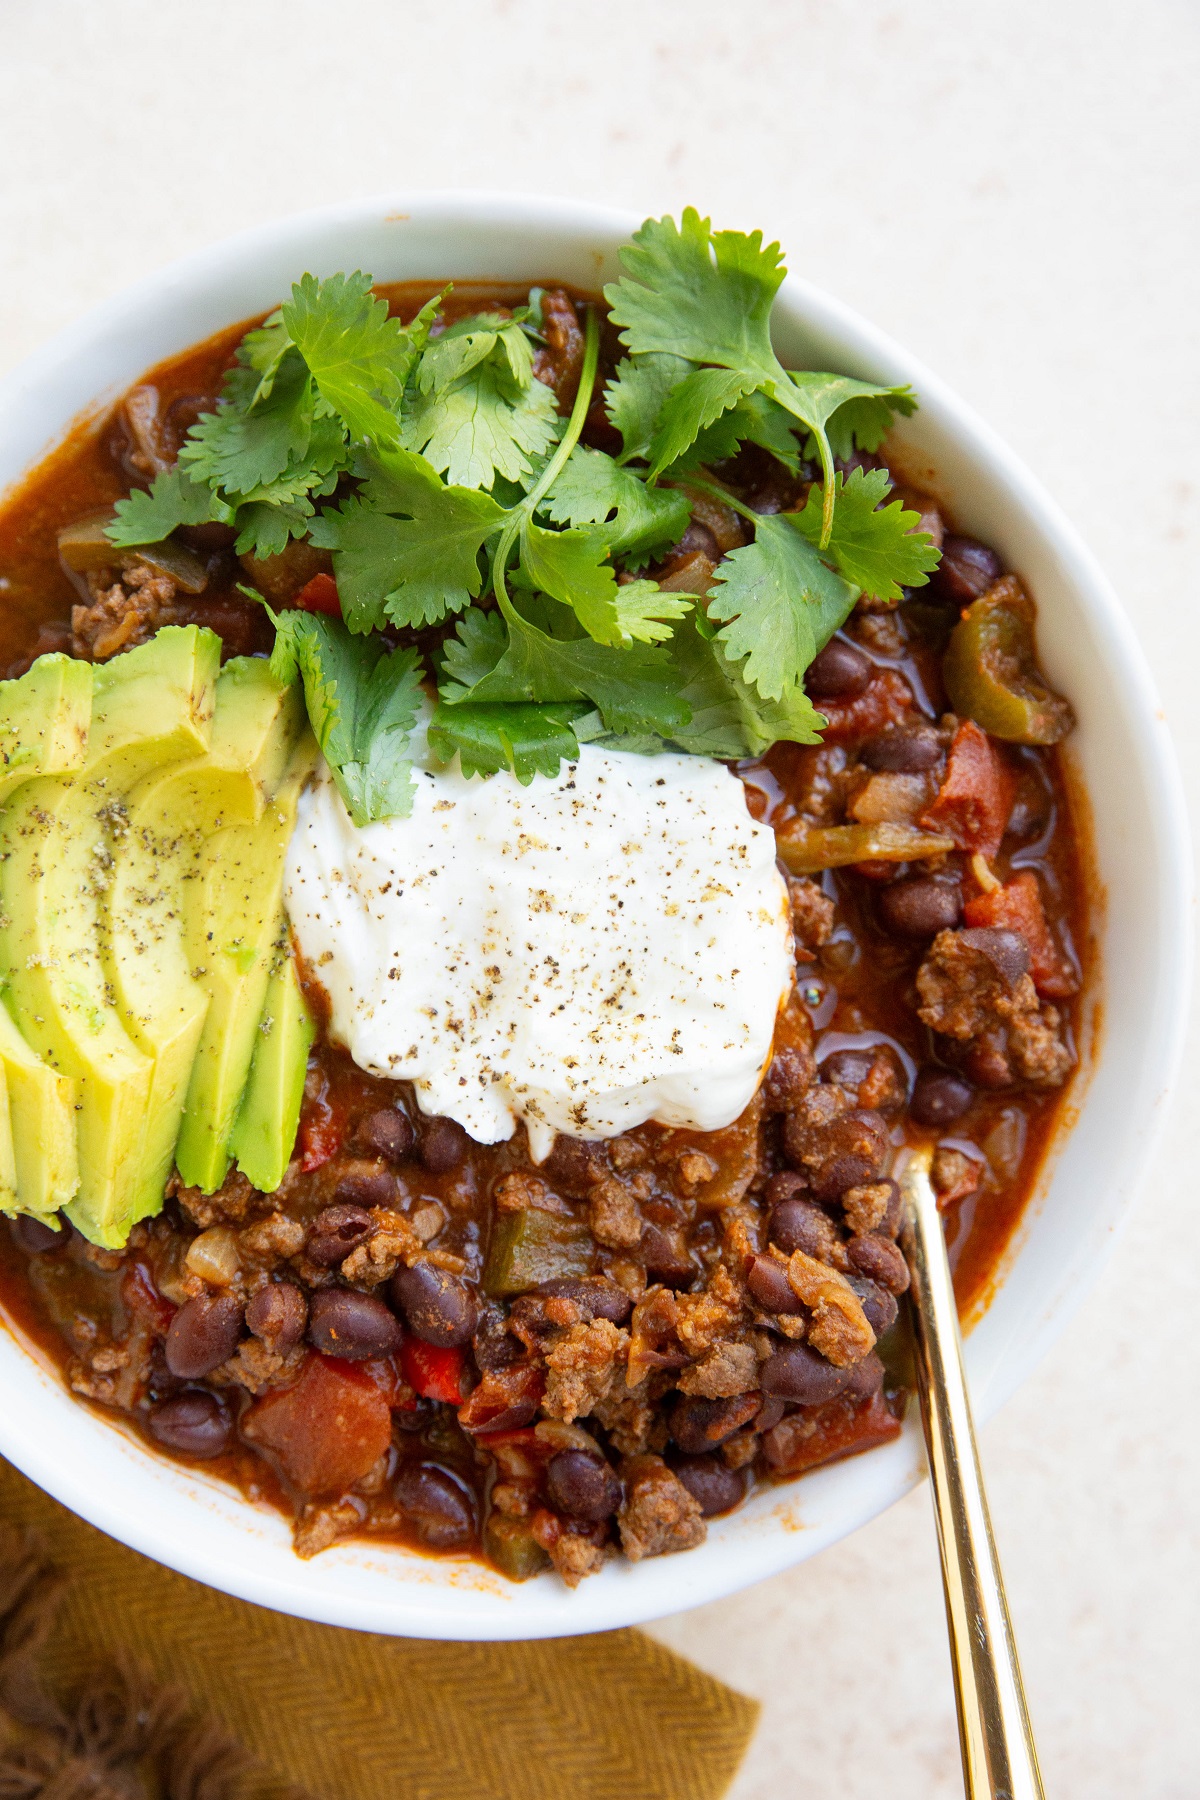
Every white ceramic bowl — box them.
[0,193,1188,1641]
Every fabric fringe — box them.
[0,1523,310,1800]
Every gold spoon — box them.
[899,1146,1047,1800]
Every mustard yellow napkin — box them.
[0,1456,757,1800]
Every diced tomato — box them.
[120,1261,176,1336]
[297,1103,344,1173]
[816,670,914,744]
[401,1338,467,1406]
[964,869,1075,998]
[362,1353,418,1411]
[760,1389,902,1477]
[293,572,341,616]
[457,1363,545,1434]
[920,719,1016,857]
[242,1353,392,1494]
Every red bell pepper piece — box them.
[920,719,1016,857]
[401,1337,467,1406]
[293,572,341,617]
[121,1261,177,1336]
[297,1102,343,1173]
[963,869,1075,997]
[457,1363,545,1433]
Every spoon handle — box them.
[900,1149,1047,1800]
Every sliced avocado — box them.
[228,949,314,1193]
[0,1054,20,1217]
[175,733,317,1192]
[0,627,221,1245]
[0,654,92,800]
[103,657,304,1215]
[0,999,77,1217]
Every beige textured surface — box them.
[1,2,1197,1794]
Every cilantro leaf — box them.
[268,609,423,825]
[666,609,825,756]
[604,353,691,463]
[179,348,321,498]
[311,447,505,630]
[706,510,858,701]
[821,390,917,459]
[542,447,689,560]
[232,497,316,559]
[667,388,802,475]
[281,271,426,449]
[605,209,913,542]
[428,701,584,783]
[106,469,231,548]
[611,580,694,645]
[440,596,689,739]
[646,367,758,479]
[437,604,507,688]
[794,467,941,601]
[402,360,559,489]
[517,520,692,646]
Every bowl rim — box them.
[0,188,1190,1641]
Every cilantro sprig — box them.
[101,213,942,816]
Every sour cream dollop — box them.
[285,745,792,1160]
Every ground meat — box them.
[493,1171,568,1214]
[932,1146,984,1207]
[787,877,835,950]
[617,1455,706,1562]
[785,1251,876,1367]
[589,1381,659,1456]
[535,1516,607,1588]
[841,1182,894,1235]
[294,1497,365,1560]
[677,1340,759,1399]
[918,928,1073,1088]
[214,1337,304,1395]
[238,1212,306,1264]
[168,1167,258,1230]
[542,1318,629,1422]
[587,1177,643,1249]
[338,1208,423,1284]
[71,561,187,660]
[672,1264,746,1358]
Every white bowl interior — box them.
[0,193,1188,1640]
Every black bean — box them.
[958,926,1030,986]
[746,1254,805,1314]
[910,1068,974,1128]
[674,520,721,561]
[806,637,872,699]
[878,877,962,938]
[640,1224,696,1288]
[546,1449,622,1521]
[9,1214,62,1254]
[394,1463,475,1549]
[148,1390,232,1458]
[669,1392,760,1455]
[764,1170,808,1208]
[165,1293,244,1379]
[673,1455,747,1517]
[820,1048,874,1090]
[307,1203,376,1268]
[420,1117,470,1173]
[850,1276,899,1338]
[533,1277,633,1325]
[333,1165,396,1209]
[760,1341,850,1406]
[861,723,943,773]
[356,1107,415,1163]
[391,1261,478,1347]
[847,1233,911,1295]
[245,1282,307,1353]
[939,534,1002,602]
[768,1197,834,1258]
[307,1288,402,1360]
[845,1351,886,1398]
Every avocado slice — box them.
[227,948,315,1194]
[0,999,77,1218]
[0,653,92,799]
[174,733,317,1193]
[103,658,305,1215]
[0,655,91,1218]
[0,627,221,1245]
